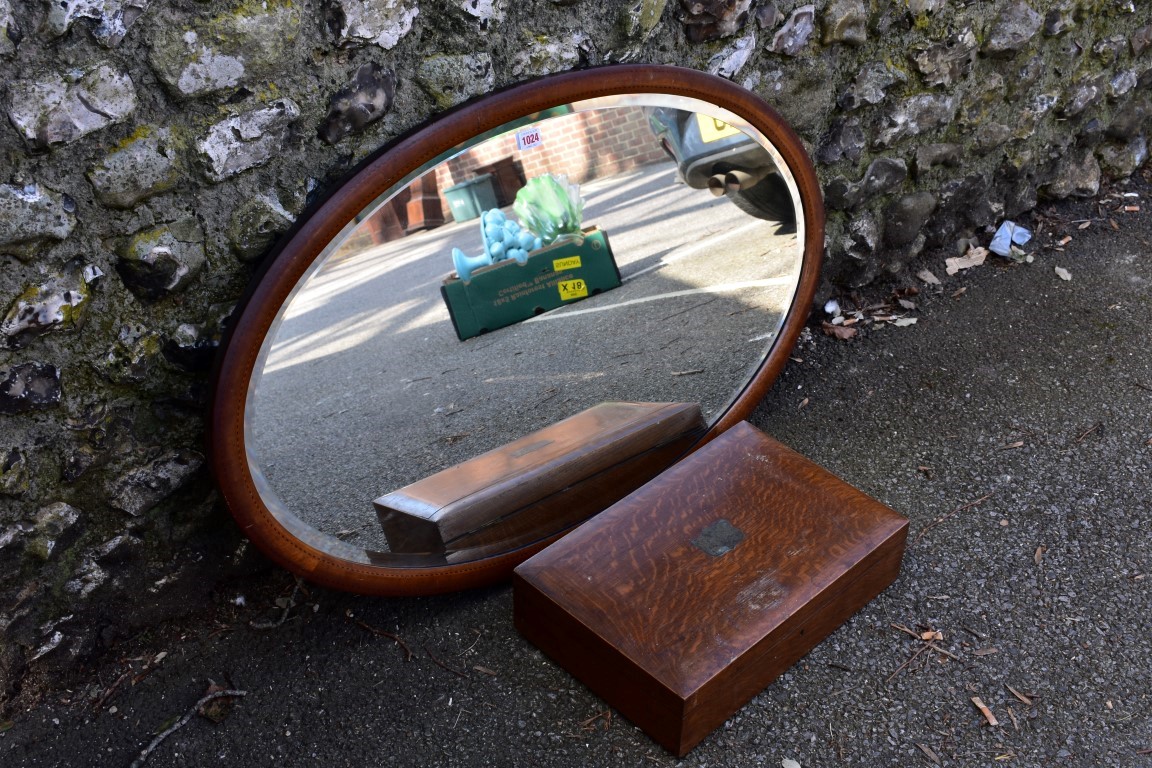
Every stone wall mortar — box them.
[0,0,1148,700]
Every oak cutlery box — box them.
[375,401,705,558]
[513,422,908,756]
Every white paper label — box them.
[516,126,543,151]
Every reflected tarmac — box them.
[249,160,801,550]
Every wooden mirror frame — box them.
[208,64,825,596]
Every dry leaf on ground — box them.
[822,321,857,340]
[946,247,988,275]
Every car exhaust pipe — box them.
[708,169,773,197]
[707,173,728,197]
[724,169,770,193]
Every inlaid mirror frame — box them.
[209,65,825,596]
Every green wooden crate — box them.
[441,227,621,341]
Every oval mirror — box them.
[210,65,824,595]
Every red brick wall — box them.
[434,106,669,219]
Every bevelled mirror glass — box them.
[210,65,824,595]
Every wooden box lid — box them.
[374,401,705,554]
[513,422,908,756]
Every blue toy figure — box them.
[452,209,543,281]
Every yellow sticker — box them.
[552,256,582,272]
[558,278,589,301]
[696,113,741,143]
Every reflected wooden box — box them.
[374,402,705,558]
[513,422,908,756]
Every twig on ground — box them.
[424,646,469,678]
[249,577,304,630]
[1072,422,1102,445]
[961,625,989,640]
[580,709,612,732]
[886,642,933,684]
[93,670,131,711]
[928,642,960,661]
[887,624,961,683]
[913,493,995,545]
[129,689,247,768]
[458,628,482,656]
[917,742,942,765]
[971,696,999,727]
[891,623,922,639]
[1006,684,1034,705]
[349,614,414,661]
[1007,706,1020,731]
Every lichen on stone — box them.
[0,0,19,57]
[329,0,419,49]
[6,64,137,150]
[26,503,82,562]
[195,99,302,182]
[0,183,77,260]
[114,219,207,302]
[106,449,204,517]
[95,324,163,384]
[618,0,666,42]
[0,448,29,497]
[460,0,505,30]
[510,33,590,78]
[227,195,296,260]
[2,272,92,349]
[416,54,495,109]
[148,1,300,99]
[86,127,181,209]
[46,0,149,47]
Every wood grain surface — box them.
[375,402,705,553]
[514,422,908,755]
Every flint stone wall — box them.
[1,0,1150,700]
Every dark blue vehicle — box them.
[646,108,796,229]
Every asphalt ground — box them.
[2,175,1150,767]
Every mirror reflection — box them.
[246,95,804,565]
